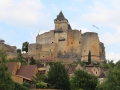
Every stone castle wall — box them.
[28,12,106,63]
[0,42,18,59]
[81,32,100,62]
[36,30,55,44]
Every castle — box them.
[28,11,106,63]
[0,39,18,59]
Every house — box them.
[37,63,46,74]
[84,65,107,83]
[65,64,76,77]
[7,62,38,84]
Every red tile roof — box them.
[16,65,37,81]
[7,62,16,72]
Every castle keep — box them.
[28,11,106,63]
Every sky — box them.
[0,0,120,62]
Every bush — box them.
[36,81,47,89]
[14,82,29,90]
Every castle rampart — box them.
[28,11,106,63]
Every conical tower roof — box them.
[54,11,68,21]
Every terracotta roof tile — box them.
[98,71,106,78]
[16,65,37,81]
[7,62,16,72]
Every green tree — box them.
[88,50,91,65]
[17,49,21,54]
[14,82,29,90]
[29,57,36,65]
[32,72,47,83]
[47,62,71,90]
[71,69,98,90]
[22,41,29,53]
[96,61,120,90]
[0,48,15,90]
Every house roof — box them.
[7,62,16,72]
[16,65,37,81]
[54,11,68,21]
[40,56,54,63]
[85,67,94,75]
[65,64,75,74]
[98,71,106,78]
[68,24,72,29]
[37,64,44,68]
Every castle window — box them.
[79,41,81,44]
[52,42,53,43]
[84,50,86,52]
[96,72,97,74]
[43,56,44,57]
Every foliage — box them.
[17,49,21,54]
[23,82,30,88]
[71,69,98,90]
[78,60,85,66]
[100,60,115,69]
[88,50,91,64]
[29,57,36,65]
[22,41,29,53]
[36,81,47,89]
[7,58,19,62]
[96,61,120,90]
[0,48,15,90]
[29,57,41,65]
[14,82,29,90]
[47,62,71,90]
[17,53,28,66]
[32,72,47,84]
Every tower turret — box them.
[54,11,70,31]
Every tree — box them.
[32,72,47,89]
[17,49,21,54]
[71,69,98,90]
[14,82,29,90]
[47,62,71,90]
[29,57,36,65]
[0,48,15,90]
[96,61,120,90]
[88,50,91,65]
[22,41,29,53]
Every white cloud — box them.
[100,29,120,45]
[82,0,120,27]
[70,22,91,33]
[106,52,120,63]
[80,28,91,33]
[0,0,50,27]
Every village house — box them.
[7,62,38,84]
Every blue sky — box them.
[0,0,120,62]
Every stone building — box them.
[28,11,106,63]
[0,39,18,59]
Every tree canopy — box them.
[96,61,120,90]
[71,69,98,90]
[22,41,29,53]
[47,62,71,90]
[0,48,15,90]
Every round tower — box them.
[81,32,100,62]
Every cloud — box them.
[100,29,120,45]
[81,0,120,27]
[0,0,51,28]
[106,52,120,63]
[70,22,91,33]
